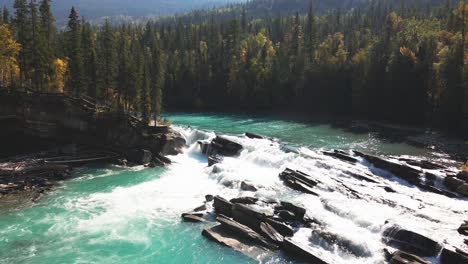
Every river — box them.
[0,112,466,263]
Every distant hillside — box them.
[1,0,245,24]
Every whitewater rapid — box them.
[28,125,466,264]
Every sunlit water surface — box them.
[0,112,466,264]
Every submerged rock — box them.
[260,222,284,244]
[208,155,223,167]
[245,132,264,139]
[382,225,441,256]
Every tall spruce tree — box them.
[65,7,83,96]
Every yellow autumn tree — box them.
[0,24,21,88]
[50,58,68,93]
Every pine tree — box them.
[13,0,30,86]
[99,19,117,101]
[65,7,83,96]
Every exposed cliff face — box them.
[0,92,185,157]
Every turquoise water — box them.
[166,112,430,156]
[0,113,462,264]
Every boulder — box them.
[160,130,186,155]
[230,196,259,205]
[278,210,296,221]
[193,204,207,212]
[217,215,278,250]
[198,140,212,155]
[205,194,214,202]
[279,169,319,196]
[126,149,152,165]
[400,158,447,170]
[440,247,468,264]
[458,221,468,236]
[211,136,243,156]
[384,186,397,193]
[240,181,258,192]
[388,250,431,264]
[282,238,329,264]
[245,132,264,139]
[182,213,205,223]
[382,225,441,256]
[213,196,233,217]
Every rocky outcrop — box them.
[182,213,205,223]
[382,225,441,256]
[213,195,233,217]
[217,215,278,250]
[126,149,152,165]
[279,168,319,195]
[282,238,329,264]
[208,155,223,167]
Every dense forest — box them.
[0,0,467,132]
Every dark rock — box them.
[213,196,233,217]
[360,152,422,185]
[265,218,294,237]
[154,153,172,164]
[458,221,468,236]
[382,225,441,256]
[440,247,468,264]
[245,132,264,139]
[323,150,358,163]
[456,184,468,197]
[230,196,259,205]
[240,181,258,192]
[279,168,319,196]
[160,130,186,155]
[211,136,243,157]
[260,222,284,244]
[345,171,378,183]
[311,230,372,257]
[193,204,207,212]
[198,140,212,155]
[278,210,296,221]
[201,225,269,259]
[232,203,266,231]
[182,213,205,223]
[444,176,465,191]
[389,250,431,264]
[208,155,223,167]
[205,194,214,202]
[282,238,329,264]
[400,158,447,170]
[384,186,397,193]
[457,171,468,182]
[126,149,152,165]
[280,201,306,219]
[217,215,278,250]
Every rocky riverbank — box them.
[181,133,468,263]
[0,91,185,204]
